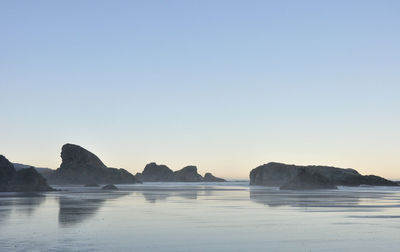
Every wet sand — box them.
[0,182,399,251]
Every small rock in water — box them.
[102,184,118,190]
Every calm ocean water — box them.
[0,182,399,252]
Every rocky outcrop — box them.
[250,162,398,189]
[135,162,174,182]
[136,163,226,182]
[172,166,203,182]
[0,155,53,192]
[0,155,16,191]
[203,172,226,182]
[47,144,141,185]
[11,167,54,191]
[280,169,337,190]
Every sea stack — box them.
[135,162,174,182]
[136,163,226,182]
[47,144,141,185]
[250,162,398,189]
[172,166,203,182]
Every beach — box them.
[1,182,399,252]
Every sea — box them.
[0,182,399,252]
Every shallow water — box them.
[0,182,399,252]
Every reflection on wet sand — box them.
[126,184,241,203]
[140,189,198,203]
[1,183,400,252]
[14,193,46,215]
[0,193,46,222]
[249,187,399,211]
[0,198,12,223]
[58,191,129,226]
[120,182,246,203]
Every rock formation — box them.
[280,168,337,190]
[0,155,53,192]
[172,166,203,182]
[47,144,141,185]
[0,155,16,191]
[102,184,118,190]
[250,162,398,189]
[135,162,174,182]
[203,172,226,182]
[136,163,226,182]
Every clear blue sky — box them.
[1,0,399,179]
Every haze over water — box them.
[1,182,399,252]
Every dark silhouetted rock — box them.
[250,162,398,188]
[11,168,54,192]
[135,162,174,182]
[0,155,53,192]
[250,162,301,186]
[102,184,118,190]
[203,172,226,182]
[280,169,337,190]
[360,175,399,186]
[0,155,16,191]
[47,144,141,185]
[172,166,203,182]
[61,143,107,170]
[136,163,226,182]
[85,183,100,187]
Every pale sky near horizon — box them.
[1,1,399,179]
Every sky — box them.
[1,0,399,180]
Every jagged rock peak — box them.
[137,163,226,182]
[143,162,173,174]
[47,143,141,185]
[173,166,203,182]
[136,162,174,182]
[60,143,107,170]
[0,155,17,184]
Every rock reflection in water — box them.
[249,187,400,211]
[140,189,198,203]
[0,197,13,223]
[0,193,46,222]
[249,187,363,209]
[123,184,237,203]
[58,191,129,226]
[13,193,46,215]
